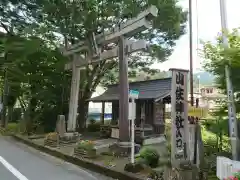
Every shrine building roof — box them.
[88,77,171,102]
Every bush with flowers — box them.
[224,172,240,180]
[77,140,95,151]
[45,132,59,141]
[75,140,96,158]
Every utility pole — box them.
[188,1,203,179]
[189,0,197,165]
[189,0,194,107]
[219,0,239,160]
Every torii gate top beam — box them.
[96,5,158,45]
[64,39,149,70]
[62,5,158,55]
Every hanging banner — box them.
[170,68,190,167]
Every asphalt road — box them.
[0,136,115,180]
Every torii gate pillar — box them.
[118,36,130,141]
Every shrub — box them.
[87,119,101,132]
[89,119,96,124]
[45,132,59,141]
[165,124,171,141]
[12,108,22,122]
[234,172,240,179]
[148,170,164,180]
[166,142,171,155]
[100,124,111,138]
[224,172,240,180]
[124,163,144,173]
[136,148,160,168]
[77,140,95,151]
[6,123,19,133]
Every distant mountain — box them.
[135,70,215,86]
[194,71,215,85]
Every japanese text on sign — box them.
[170,69,189,166]
[175,72,185,159]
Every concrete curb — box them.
[12,134,144,180]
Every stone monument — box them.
[56,115,79,143]
[56,115,66,137]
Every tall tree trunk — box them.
[24,97,37,134]
[6,105,13,123]
[77,98,89,132]
[1,69,8,128]
[25,102,32,134]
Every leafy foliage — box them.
[0,0,187,132]
[135,147,160,168]
[77,140,95,151]
[87,119,101,132]
[202,28,240,111]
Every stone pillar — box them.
[67,56,81,132]
[118,36,129,141]
[56,115,66,137]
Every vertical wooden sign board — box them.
[170,68,190,167]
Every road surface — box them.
[0,136,115,180]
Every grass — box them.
[0,122,19,135]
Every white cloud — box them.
[154,0,240,72]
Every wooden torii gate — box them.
[61,5,158,141]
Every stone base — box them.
[142,135,166,146]
[59,132,80,145]
[44,139,59,148]
[74,147,96,159]
[64,132,79,137]
[109,142,141,157]
[94,139,117,155]
[164,164,198,180]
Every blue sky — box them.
[155,0,240,72]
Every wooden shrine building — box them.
[88,78,171,140]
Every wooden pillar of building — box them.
[135,100,141,126]
[101,102,105,125]
[111,101,118,125]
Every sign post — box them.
[169,68,190,167]
[188,106,207,166]
[129,90,139,164]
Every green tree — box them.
[202,28,240,112]
[0,34,69,132]
[0,1,73,131]
[1,0,188,131]
[35,0,187,130]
